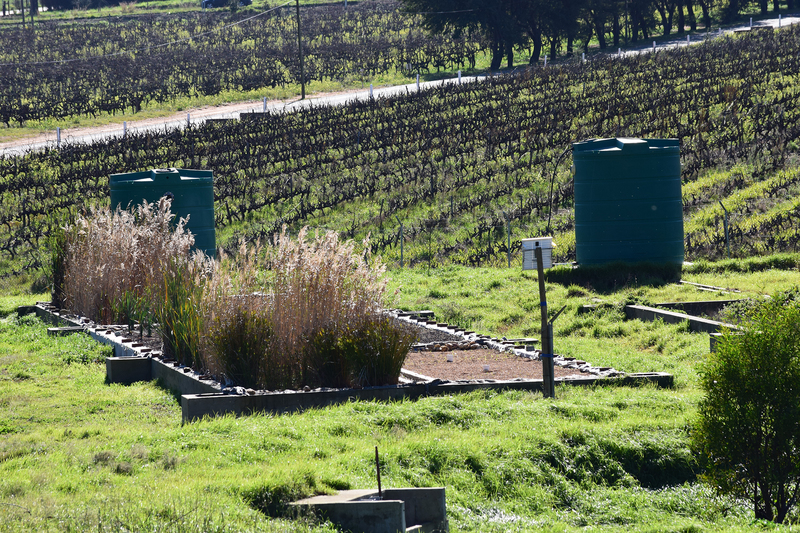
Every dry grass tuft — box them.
[60,198,194,325]
[56,210,410,389]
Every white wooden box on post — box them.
[522,237,555,271]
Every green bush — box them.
[692,290,800,523]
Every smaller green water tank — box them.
[109,168,215,258]
[572,138,683,266]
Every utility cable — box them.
[0,2,290,67]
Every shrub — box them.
[692,290,800,523]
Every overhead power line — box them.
[0,2,290,67]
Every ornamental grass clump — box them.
[201,228,414,390]
[58,198,195,325]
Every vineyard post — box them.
[263,97,267,112]
[779,15,782,28]
[395,216,404,267]
[187,113,190,127]
[370,84,374,98]
[535,245,554,399]
[719,200,730,259]
[582,52,585,62]
[123,121,127,136]
[653,41,656,51]
[503,211,511,268]
[295,0,305,99]
[458,70,461,84]
[56,127,60,149]
[750,17,753,28]
[416,74,420,91]
[687,35,690,45]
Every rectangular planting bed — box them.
[20,304,674,424]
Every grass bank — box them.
[2,260,800,531]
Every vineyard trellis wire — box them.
[2,26,800,277]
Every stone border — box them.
[20,304,674,424]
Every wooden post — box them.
[535,245,554,398]
[295,0,305,100]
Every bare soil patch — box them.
[403,348,590,381]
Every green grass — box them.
[3,261,800,530]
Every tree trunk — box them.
[612,14,621,46]
[549,36,558,60]
[506,39,514,68]
[639,12,650,38]
[760,0,768,15]
[490,39,503,70]
[594,17,607,48]
[566,36,574,57]
[529,30,543,63]
[686,0,697,30]
[700,0,712,27]
[677,0,685,33]
[772,0,779,12]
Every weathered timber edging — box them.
[21,303,674,424]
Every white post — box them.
[779,15,782,28]
[653,41,656,51]
[263,96,267,112]
[56,127,61,148]
[123,121,127,136]
[581,52,585,62]
[369,84,373,98]
[750,17,753,28]
[618,47,622,57]
[416,73,420,91]
[187,113,190,127]
[687,35,690,44]
[544,56,547,67]
[458,70,461,84]
[344,0,347,7]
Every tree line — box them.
[401,0,796,68]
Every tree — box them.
[400,0,525,69]
[692,291,800,524]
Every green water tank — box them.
[572,138,683,266]
[109,168,215,258]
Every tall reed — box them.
[60,198,195,324]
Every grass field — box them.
[3,259,800,531]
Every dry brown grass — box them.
[60,198,194,324]
[58,210,409,388]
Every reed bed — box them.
[57,208,411,389]
[58,198,195,325]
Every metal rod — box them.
[375,446,382,499]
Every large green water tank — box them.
[572,138,683,266]
[109,168,215,258]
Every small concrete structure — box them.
[623,304,739,334]
[290,488,447,533]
